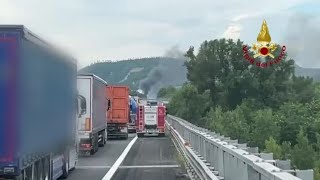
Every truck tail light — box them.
[85,118,91,131]
[81,144,91,148]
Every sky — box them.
[1,0,320,68]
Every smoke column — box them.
[139,45,187,98]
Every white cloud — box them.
[223,24,242,40]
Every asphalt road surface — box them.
[111,133,189,180]
[67,134,135,180]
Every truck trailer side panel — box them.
[92,77,108,134]
[0,31,18,164]
[0,25,77,178]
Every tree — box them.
[288,76,316,104]
[281,141,292,160]
[169,37,320,172]
[206,103,250,143]
[157,86,177,98]
[277,102,309,145]
[250,109,280,149]
[291,129,316,169]
[184,38,296,111]
[265,137,283,160]
[168,84,207,125]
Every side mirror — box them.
[77,95,87,118]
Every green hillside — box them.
[295,65,320,81]
[79,57,188,96]
[80,58,160,90]
[79,57,320,96]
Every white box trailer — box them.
[77,74,108,155]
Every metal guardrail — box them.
[167,120,220,180]
[167,115,306,180]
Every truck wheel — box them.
[37,160,44,180]
[24,165,32,180]
[61,160,69,179]
[137,133,144,138]
[104,131,107,145]
[33,163,39,180]
[15,170,24,180]
[61,153,69,179]
[43,158,50,180]
[99,131,105,147]
[95,134,99,152]
[91,134,99,154]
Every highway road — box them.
[111,133,189,180]
[67,132,189,180]
[67,134,135,180]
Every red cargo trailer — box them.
[106,86,129,139]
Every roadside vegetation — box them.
[160,38,320,179]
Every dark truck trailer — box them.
[77,74,108,155]
[0,25,84,180]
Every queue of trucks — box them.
[0,25,167,180]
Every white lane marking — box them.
[119,165,180,169]
[76,164,180,170]
[102,136,138,180]
[76,166,112,169]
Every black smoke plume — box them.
[140,68,163,96]
[139,45,187,98]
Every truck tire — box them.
[33,163,39,180]
[90,134,99,155]
[104,130,107,145]
[43,158,50,180]
[61,160,69,179]
[124,133,128,140]
[25,165,33,180]
[37,160,44,180]
[61,153,69,179]
[95,134,99,152]
[137,133,144,138]
[15,171,24,180]
[99,131,105,147]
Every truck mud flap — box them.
[107,133,128,140]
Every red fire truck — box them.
[136,100,166,137]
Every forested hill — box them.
[79,57,187,97]
[79,57,320,94]
[295,64,320,81]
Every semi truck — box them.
[77,74,108,155]
[136,100,166,137]
[0,25,86,180]
[128,96,138,133]
[106,86,129,139]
